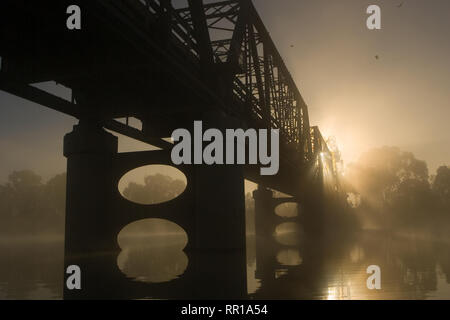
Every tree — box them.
[6,170,44,220]
[433,166,450,209]
[43,173,66,217]
[347,147,429,203]
[345,147,433,227]
[0,170,66,234]
[123,174,186,205]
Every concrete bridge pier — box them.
[62,111,249,299]
[63,120,121,299]
[191,111,247,299]
[302,177,325,237]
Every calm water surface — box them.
[0,231,449,300]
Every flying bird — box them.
[397,2,404,8]
[375,55,380,60]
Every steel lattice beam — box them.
[0,0,337,176]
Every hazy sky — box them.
[253,0,450,173]
[1,0,450,183]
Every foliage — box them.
[344,147,449,229]
[433,166,450,208]
[122,174,186,205]
[0,170,66,235]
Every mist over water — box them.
[1,228,450,300]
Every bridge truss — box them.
[0,0,339,193]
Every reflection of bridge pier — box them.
[252,184,325,299]
[253,187,277,282]
[252,186,303,284]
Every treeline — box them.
[0,169,300,237]
[0,171,189,236]
[0,170,66,235]
[344,147,450,232]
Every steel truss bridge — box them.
[0,0,344,299]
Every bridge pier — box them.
[63,120,122,299]
[302,177,325,237]
[253,185,323,286]
[191,111,247,299]
[192,163,247,299]
[62,112,248,299]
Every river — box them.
[0,230,449,300]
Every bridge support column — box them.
[192,112,247,299]
[302,179,325,237]
[253,186,277,282]
[63,120,120,299]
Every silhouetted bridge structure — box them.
[0,0,344,299]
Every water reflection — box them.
[276,249,303,267]
[117,219,188,284]
[252,231,450,300]
[0,237,63,300]
[274,223,303,246]
[0,231,450,299]
[117,237,189,284]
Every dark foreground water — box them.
[0,231,449,300]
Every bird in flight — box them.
[397,1,404,8]
[375,55,380,60]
